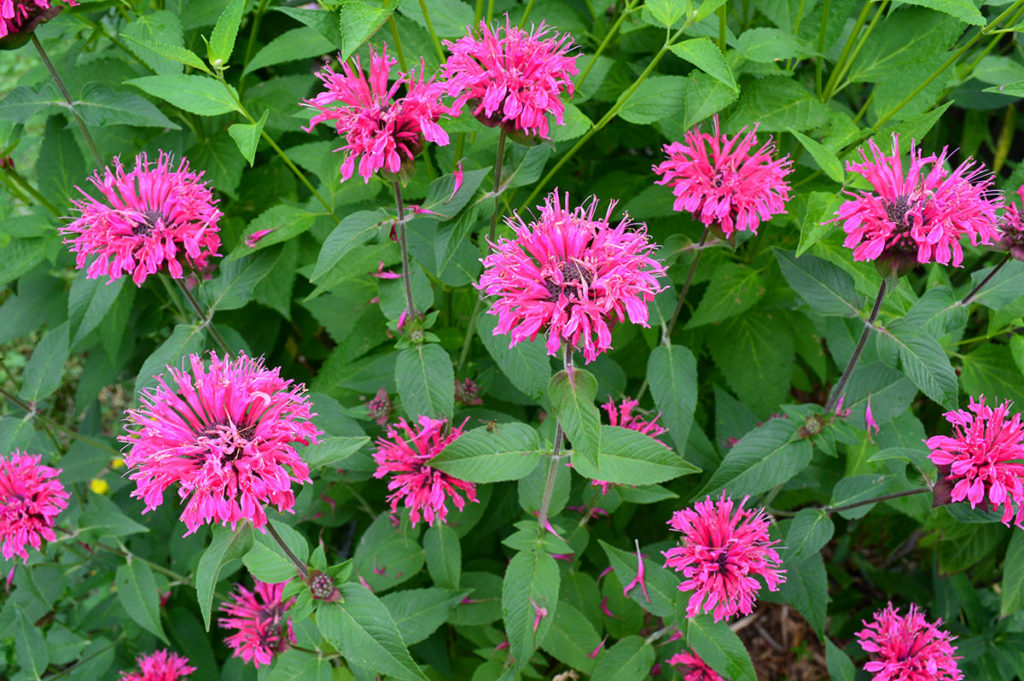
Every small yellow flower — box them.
[110,457,125,470]
[90,478,110,495]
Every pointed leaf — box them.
[889,322,958,409]
[116,560,168,643]
[502,550,560,669]
[395,343,455,420]
[574,425,699,486]
[127,74,242,116]
[648,344,698,455]
[668,38,737,91]
[430,423,542,483]
[549,369,601,463]
[209,0,247,64]
[591,636,655,681]
[687,615,757,681]
[476,313,551,401]
[19,322,69,403]
[774,249,863,316]
[424,523,461,589]
[789,129,844,182]
[228,110,269,165]
[699,416,812,499]
[196,524,254,630]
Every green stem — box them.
[239,0,272,96]
[393,181,418,323]
[826,487,930,515]
[576,0,641,89]
[663,224,711,343]
[538,349,572,528]
[814,0,830,97]
[717,3,727,51]
[823,278,887,414]
[960,253,1011,306]
[0,385,121,456]
[259,130,337,218]
[388,16,408,71]
[0,167,62,217]
[457,295,484,375]
[172,277,232,356]
[521,0,536,26]
[419,0,446,60]
[267,520,309,580]
[488,130,508,243]
[828,0,889,98]
[821,0,874,102]
[32,34,103,167]
[475,0,485,23]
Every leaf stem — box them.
[663,224,711,343]
[717,3,727,52]
[520,0,536,26]
[0,166,62,217]
[538,349,571,528]
[419,0,446,60]
[960,253,1011,306]
[576,0,641,89]
[825,487,930,515]
[32,33,103,167]
[172,277,232,356]
[388,16,408,71]
[488,130,508,243]
[814,0,830,97]
[267,519,309,580]
[393,180,418,323]
[0,385,121,456]
[820,0,873,102]
[823,278,887,414]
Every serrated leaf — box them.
[15,610,49,678]
[1001,531,1024,616]
[19,321,69,403]
[116,560,168,643]
[77,509,149,538]
[774,249,863,316]
[502,550,560,669]
[686,264,766,327]
[707,313,795,417]
[961,345,1024,414]
[209,0,247,63]
[311,210,391,283]
[648,345,698,457]
[476,313,551,401]
[430,424,542,483]
[548,369,601,464]
[244,26,335,74]
[228,110,269,165]
[302,436,369,470]
[591,636,655,681]
[77,83,181,129]
[575,425,699,486]
[396,343,455,420]
[122,34,210,73]
[847,9,961,84]
[196,524,254,630]
[730,76,828,132]
[830,474,897,519]
[889,322,958,409]
[700,416,812,499]
[796,192,844,256]
[134,324,207,397]
[539,601,601,674]
[774,554,827,636]
[618,75,687,124]
[338,0,400,62]
[899,0,984,25]
[669,38,737,91]
[682,71,738,129]
[382,588,465,645]
[737,27,815,63]
[643,0,686,27]
[200,249,278,312]
[599,540,681,618]
[964,260,1024,309]
[826,638,857,681]
[68,272,126,348]
[786,508,834,563]
[789,129,844,182]
[424,523,461,589]
[127,74,242,116]
[687,615,757,681]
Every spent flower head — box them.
[373,415,477,527]
[996,186,1024,260]
[442,16,577,139]
[663,491,785,622]
[653,115,792,237]
[478,190,666,363]
[856,603,963,681]
[831,134,1000,271]
[926,396,1024,527]
[62,152,222,286]
[303,44,453,183]
[121,352,320,536]
[0,451,69,563]
[219,580,296,668]
[119,649,195,681]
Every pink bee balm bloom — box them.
[120,352,321,536]
[303,44,453,183]
[669,649,725,681]
[0,0,76,40]
[663,491,785,622]
[653,116,792,237]
[925,396,1024,527]
[830,134,1000,269]
[592,397,668,494]
[478,190,666,363]
[442,16,578,139]
[219,580,296,668]
[996,186,1024,260]
[0,451,70,563]
[856,603,963,681]
[119,649,195,681]
[62,152,222,286]
[373,416,477,527]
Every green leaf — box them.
[502,550,560,669]
[424,523,461,589]
[244,26,336,74]
[15,610,49,678]
[774,249,863,317]
[643,0,687,27]
[965,260,1024,309]
[648,345,698,456]
[200,250,278,312]
[730,76,829,132]
[618,75,687,125]
[830,474,896,519]
[225,204,318,263]
[1001,531,1024,616]
[317,584,429,681]
[700,416,812,499]
[396,343,455,420]
[686,263,766,327]
[475,313,551,401]
[209,0,247,64]
[707,313,795,417]
[548,369,601,464]
[115,560,168,643]
[19,321,69,403]
[695,0,728,22]
[77,509,149,538]
[826,638,857,681]
[575,425,699,486]
[668,38,737,91]
[68,272,126,348]
[381,588,465,645]
[786,508,834,563]
[599,540,681,618]
[889,322,959,409]
[898,0,984,25]
[687,615,757,681]
[591,636,655,681]
[847,9,961,84]
[228,110,269,166]
[789,129,844,182]
[37,115,85,206]
[774,554,827,636]
[540,601,601,674]
[134,324,207,397]
[338,0,400,62]
[76,83,181,129]
[196,523,254,630]
[682,71,738,129]
[796,192,844,257]
[243,523,309,583]
[311,210,391,283]
[127,74,242,116]
[430,423,542,483]
[267,650,333,681]
[737,27,815,63]
[398,0,474,38]
[962,344,1024,407]
[302,436,370,470]
[122,34,211,73]
[121,10,188,75]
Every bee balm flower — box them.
[219,580,295,668]
[669,649,725,681]
[856,603,962,681]
[119,649,195,681]
[0,451,69,563]
[592,397,668,494]
[0,0,77,42]
[120,352,320,536]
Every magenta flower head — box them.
[0,0,76,45]
[120,352,321,536]
[61,152,222,287]
[119,649,195,681]
[442,16,577,140]
[662,491,785,622]
[373,415,477,527]
[856,603,963,681]
[652,115,792,238]
[669,649,725,681]
[0,451,70,563]
[478,190,666,363]
[219,579,296,668]
[926,396,1024,527]
[995,186,1024,260]
[831,134,1000,272]
[302,44,453,183]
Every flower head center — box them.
[545,260,594,301]
[133,209,166,236]
[196,421,258,462]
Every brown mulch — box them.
[734,602,832,681]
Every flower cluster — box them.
[303,45,453,183]
[926,396,1024,527]
[856,603,963,681]
[831,134,999,269]
[663,492,785,622]
[120,352,321,535]
[0,0,76,41]
[443,18,577,139]
[653,116,792,237]
[0,451,69,563]
[373,416,477,527]
[219,580,295,668]
[479,190,666,363]
[62,152,222,286]
[119,649,195,681]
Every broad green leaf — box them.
[687,615,757,681]
[902,286,966,337]
[338,0,400,61]
[707,312,795,417]
[502,550,560,669]
[686,264,766,327]
[127,74,242,116]
[729,76,828,132]
[396,343,455,420]
[245,26,335,74]
[737,27,814,63]
[381,588,465,645]
[317,584,429,681]
[1001,531,1024,616]
[273,6,343,44]
[475,313,551,401]
[311,210,391,283]
[37,115,84,206]
[774,249,863,316]
[228,110,269,165]
[600,540,681,618]
[786,508,834,563]
[267,649,333,681]
[548,369,601,464]
[789,129,844,182]
[591,636,655,681]
[77,509,149,538]
[889,322,958,409]
[77,83,181,129]
[695,0,728,23]
[209,0,247,63]
[847,9,961,83]
[115,560,168,643]
[574,425,699,486]
[19,321,69,403]
[225,204,318,263]
[617,75,687,124]
[134,324,207,397]
[243,523,309,583]
[983,81,1024,98]
[122,10,188,74]
[549,101,593,143]
[397,0,474,38]
[699,416,812,499]
[964,260,1024,309]
[197,523,254,630]
[826,638,857,681]
[424,523,461,589]
[668,38,737,91]
[0,83,60,122]
[796,192,844,257]
[830,474,896,519]
[939,523,1003,573]
[122,34,210,73]
[899,0,984,25]
[682,71,738,129]
[643,0,686,27]
[773,554,827,636]
[302,436,369,470]
[15,610,49,678]
[648,345,698,456]
[201,250,278,312]
[68,272,126,348]
[961,345,1024,415]
[430,423,543,483]
[539,601,601,674]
